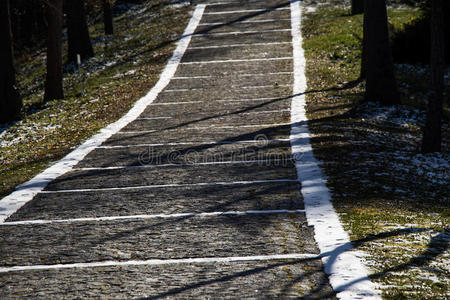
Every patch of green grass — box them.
[302,2,449,299]
[0,0,191,199]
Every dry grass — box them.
[0,0,191,198]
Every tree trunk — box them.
[363,0,400,105]
[0,0,22,122]
[351,0,364,15]
[422,0,444,153]
[103,0,114,35]
[66,0,94,63]
[44,0,64,101]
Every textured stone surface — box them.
[1,214,315,266]
[104,125,292,145]
[77,140,293,167]
[1,1,337,298]
[0,260,335,299]
[8,182,304,221]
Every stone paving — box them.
[0,0,337,298]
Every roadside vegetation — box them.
[302,1,449,298]
[0,0,190,198]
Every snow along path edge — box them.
[289,1,381,299]
[0,4,206,223]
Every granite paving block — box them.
[104,124,291,145]
[44,160,297,191]
[78,140,293,167]
[0,259,336,299]
[7,181,304,221]
[1,214,316,266]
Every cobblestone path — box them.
[1,0,338,298]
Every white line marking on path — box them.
[117,123,291,133]
[163,84,290,92]
[1,210,306,226]
[148,96,289,105]
[289,1,381,299]
[0,5,207,223]
[136,117,172,120]
[193,29,290,36]
[134,110,290,119]
[180,57,291,64]
[0,253,317,273]
[172,72,293,79]
[96,139,291,149]
[199,18,291,25]
[189,41,291,49]
[203,8,289,14]
[40,179,299,194]
[75,158,293,171]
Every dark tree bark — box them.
[0,0,22,122]
[422,0,445,153]
[363,0,400,105]
[103,0,114,35]
[66,0,94,63]
[44,0,64,101]
[351,0,364,15]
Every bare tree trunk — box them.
[0,0,22,122]
[67,0,94,63]
[422,0,444,153]
[363,0,400,105]
[351,0,364,15]
[44,0,64,101]
[103,0,114,35]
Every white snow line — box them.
[180,57,291,64]
[203,8,289,14]
[163,84,290,92]
[0,5,207,223]
[188,41,291,49]
[75,158,292,171]
[289,1,380,299]
[96,139,291,149]
[1,209,306,226]
[135,117,172,120]
[117,123,291,133]
[199,18,291,25]
[40,179,299,194]
[193,29,290,36]
[0,253,317,273]
[172,72,293,79]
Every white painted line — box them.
[289,1,380,299]
[180,57,291,64]
[124,109,289,120]
[148,96,288,105]
[193,29,290,36]
[75,158,293,171]
[1,210,306,226]
[0,5,207,223]
[136,117,172,120]
[0,253,317,273]
[199,18,291,25]
[96,139,291,149]
[117,122,291,133]
[172,72,293,79]
[40,179,299,194]
[163,84,290,92]
[189,41,291,49]
[241,84,291,89]
[203,8,289,14]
